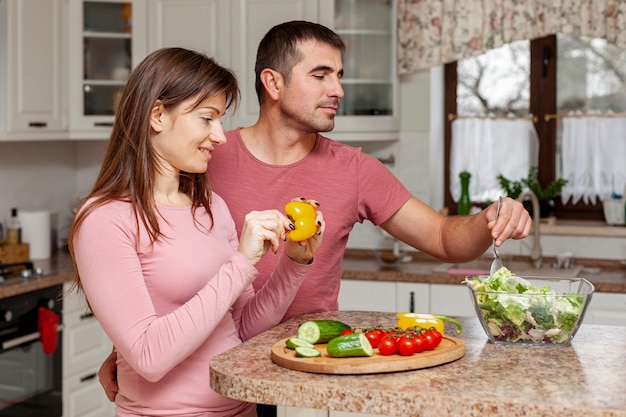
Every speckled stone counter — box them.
[0,251,75,298]
[210,311,626,417]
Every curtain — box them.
[560,116,626,205]
[397,0,626,74]
[449,118,539,202]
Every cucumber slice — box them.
[295,346,321,358]
[285,337,315,350]
[326,333,374,358]
[296,320,351,344]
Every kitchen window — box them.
[444,34,626,220]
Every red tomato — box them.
[340,329,353,336]
[428,329,443,347]
[374,328,387,339]
[412,335,426,353]
[423,332,438,350]
[364,330,381,348]
[397,336,416,356]
[377,337,397,356]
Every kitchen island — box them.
[210,311,626,417]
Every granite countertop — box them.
[2,250,626,299]
[0,251,75,298]
[210,311,626,417]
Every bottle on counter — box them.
[458,171,472,215]
[6,208,22,245]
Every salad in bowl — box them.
[465,267,594,346]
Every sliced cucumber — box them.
[326,333,374,358]
[285,337,315,350]
[296,320,351,344]
[295,346,321,358]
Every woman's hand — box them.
[238,209,292,265]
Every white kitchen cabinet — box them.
[396,282,431,313]
[338,279,397,312]
[430,283,475,317]
[321,0,399,142]
[0,0,67,140]
[62,283,115,417]
[67,0,147,138]
[583,292,626,326]
[278,407,329,417]
[147,0,231,63]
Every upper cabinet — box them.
[1,0,397,142]
[0,0,67,140]
[147,0,231,64]
[320,0,399,142]
[67,0,147,138]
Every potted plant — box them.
[497,166,568,218]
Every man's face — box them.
[279,40,344,133]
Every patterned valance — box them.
[397,0,626,74]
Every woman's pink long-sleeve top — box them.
[72,194,311,416]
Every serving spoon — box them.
[489,196,503,276]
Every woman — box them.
[68,48,323,417]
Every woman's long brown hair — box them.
[67,48,239,291]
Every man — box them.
[98,21,532,414]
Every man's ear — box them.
[149,102,165,132]
[259,68,283,101]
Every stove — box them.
[0,262,43,283]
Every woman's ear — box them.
[149,102,165,132]
[260,68,283,101]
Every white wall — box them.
[0,140,105,247]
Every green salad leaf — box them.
[467,267,586,344]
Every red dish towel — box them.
[38,307,59,355]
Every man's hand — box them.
[99,349,119,402]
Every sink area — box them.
[432,260,583,278]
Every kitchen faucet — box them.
[516,190,543,268]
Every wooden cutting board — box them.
[271,335,465,375]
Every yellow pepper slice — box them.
[396,312,463,335]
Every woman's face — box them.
[151,93,227,175]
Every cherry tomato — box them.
[377,337,397,356]
[428,329,443,347]
[412,334,426,353]
[364,330,381,348]
[423,332,438,350]
[340,329,353,336]
[397,336,416,356]
[374,328,387,339]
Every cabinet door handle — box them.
[80,372,97,383]
[93,122,114,127]
[29,121,48,128]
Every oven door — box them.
[0,285,63,417]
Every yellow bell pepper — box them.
[396,313,463,335]
[284,201,318,241]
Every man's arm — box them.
[381,197,531,263]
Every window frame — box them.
[444,34,604,220]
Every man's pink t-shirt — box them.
[207,129,412,321]
[73,194,311,416]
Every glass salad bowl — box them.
[466,269,594,347]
